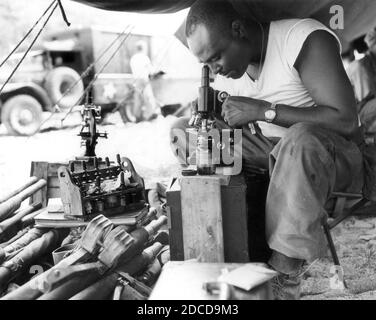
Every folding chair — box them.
[322,191,371,289]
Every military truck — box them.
[0,26,200,135]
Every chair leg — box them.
[322,221,347,289]
[322,221,340,266]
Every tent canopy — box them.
[72,0,376,51]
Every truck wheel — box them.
[1,94,43,135]
[45,67,84,110]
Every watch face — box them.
[265,109,276,122]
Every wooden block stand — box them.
[181,175,225,262]
[166,174,249,263]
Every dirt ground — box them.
[301,214,376,300]
[0,110,375,300]
[0,111,180,196]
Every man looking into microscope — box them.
[170,0,364,299]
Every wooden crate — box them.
[29,161,68,207]
[166,174,250,263]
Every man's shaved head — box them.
[186,0,261,79]
[185,0,241,38]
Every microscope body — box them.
[188,66,234,175]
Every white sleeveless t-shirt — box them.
[214,18,341,138]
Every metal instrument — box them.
[78,103,107,157]
[58,154,146,218]
[188,65,236,174]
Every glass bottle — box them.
[196,119,216,175]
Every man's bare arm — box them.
[264,30,358,137]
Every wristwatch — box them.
[264,102,277,123]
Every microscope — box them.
[188,65,234,175]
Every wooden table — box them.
[149,261,274,300]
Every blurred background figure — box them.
[130,40,160,120]
[347,26,376,143]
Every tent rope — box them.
[0,1,59,96]
[59,26,135,124]
[0,0,57,70]
[57,0,71,26]
[32,25,134,134]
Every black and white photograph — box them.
[0,0,376,306]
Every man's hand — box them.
[221,96,269,127]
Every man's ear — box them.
[231,20,246,39]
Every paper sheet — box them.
[218,263,277,291]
